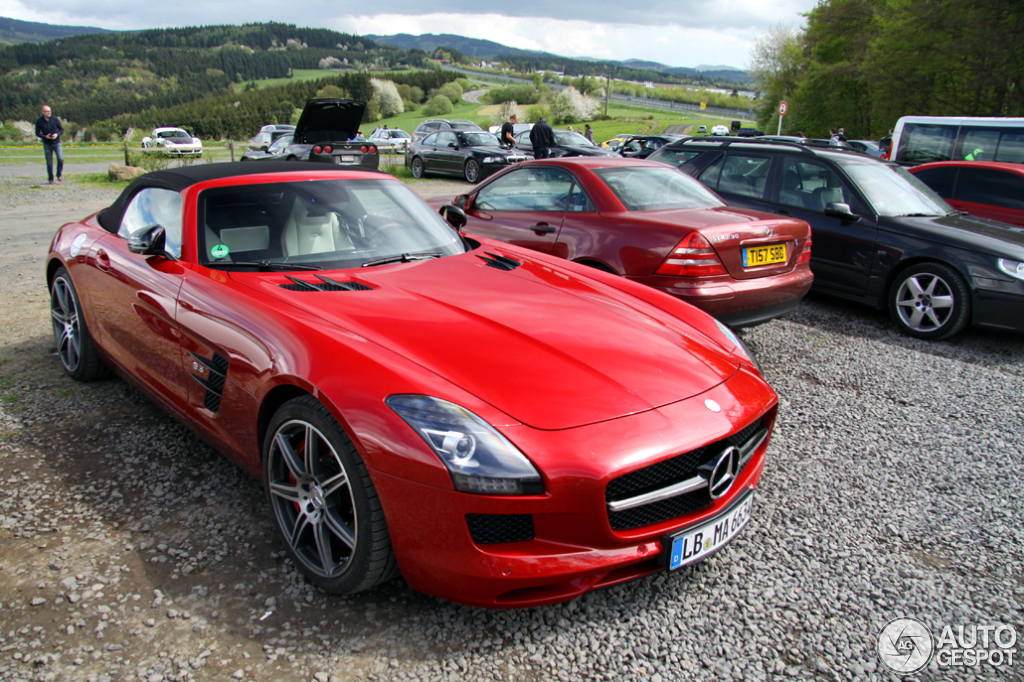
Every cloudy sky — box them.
[0,0,819,70]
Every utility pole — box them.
[605,74,611,117]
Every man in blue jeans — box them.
[35,105,64,184]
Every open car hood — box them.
[239,248,740,431]
[294,99,366,144]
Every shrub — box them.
[422,94,454,116]
[525,104,550,123]
[370,78,404,118]
[455,78,473,92]
[488,84,541,105]
[409,86,424,103]
[549,87,600,125]
[437,82,463,106]
[316,85,346,99]
[490,101,526,127]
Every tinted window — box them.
[716,153,772,199]
[953,168,1024,210]
[777,158,852,211]
[422,133,439,146]
[960,129,1000,161]
[474,167,575,212]
[897,124,957,164]
[649,148,703,167]
[912,166,958,197]
[995,132,1024,163]
[566,183,595,212]
[459,132,499,147]
[268,135,292,152]
[698,155,725,190]
[436,131,458,147]
[593,166,724,211]
[119,188,183,258]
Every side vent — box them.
[189,351,230,413]
[477,252,522,271]
[279,275,373,292]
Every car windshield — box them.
[593,166,725,211]
[554,131,596,147]
[459,132,500,147]
[841,160,954,217]
[198,178,465,270]
[159,130,189,139]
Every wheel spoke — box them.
[312,523,337,573]
[51,308,68,324]
[320,470,349,497]
[289,511,311,549]
[269,480,302,505]
[324,508,356,550]
[924,309,943,329]
[905,277,925,298]
[304,424,319,476]
[907,308,925,329]
[921,276,940,297]
[931,294,954,310]
[275,432,305,478]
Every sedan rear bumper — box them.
[631,265,814,327]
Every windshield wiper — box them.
[211,260,322,271]
[362,252,442,267]
[894,213,938,218]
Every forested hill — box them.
[0,16,112,45]
[0,23,434,125]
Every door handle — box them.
[95,248,111,271]
[531,224,557,234]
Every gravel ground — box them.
[1,176,1022,682]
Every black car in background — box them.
[240,99,379,170]
[406,129,532,182]
[512,129,618,158]
[648,138,1024,340]
[412,118,484,142]
[617,134,690,159]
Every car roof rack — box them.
[673,137,816,155]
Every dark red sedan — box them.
[432,157,814,327]
[47,162,778,608]
[908,161,1024,228]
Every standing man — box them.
[35,105,64,184]
[500,113,517,148]
[584,124,594,142]
[529,116,555,159]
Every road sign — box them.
[700,101,706,110]
[779,101,788,116]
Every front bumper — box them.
[972,277,1024,333]
[630,265,814,327]
[371,369,777,608]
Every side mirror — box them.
[448,142,458,148]
[824,202,861,222]
[454,194,470,209]
[127,225,176,259]
[260,145,269,152]
[438,205,468,231]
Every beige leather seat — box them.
[282,201,349,256]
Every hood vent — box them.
[477,252,522,271]
[280,275,373,292]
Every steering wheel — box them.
[361,216,407,250]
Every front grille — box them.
[466,514,535,544]
[606,417,765,531]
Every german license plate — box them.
[666,491,754,570]
[743,244,786,267]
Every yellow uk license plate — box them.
[743,244,786,267]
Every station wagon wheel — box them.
[410,157,424,179]
[50,267,109,382]
[263,396,398,594]
[888,262,971,340]
[464,159,481,183]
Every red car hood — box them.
[234,249,739,430]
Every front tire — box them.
[410,157,424,179]
[50,267,109,381]
[888,262,971,340]
[464,159,481,183]
[263,396,398,594]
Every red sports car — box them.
[47,162,778,608]
[433,157,814,327]
[908,160,1024,228]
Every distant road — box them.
[462,89,487,104]
[442,64,753,122]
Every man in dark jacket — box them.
[529,116,555,159]
[35,105,64,184]
[500,114,517,148]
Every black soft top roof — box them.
[96,161,350,233]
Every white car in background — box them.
[710,125,730,136]
[141,127,203,156]
[367,128,412,151]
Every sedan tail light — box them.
[655,232,727,277]
[797,237,812,264]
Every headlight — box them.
[715,320,764,376]
[387,395,543,495]
[481,156,504,164]
[998,258,1024,281]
